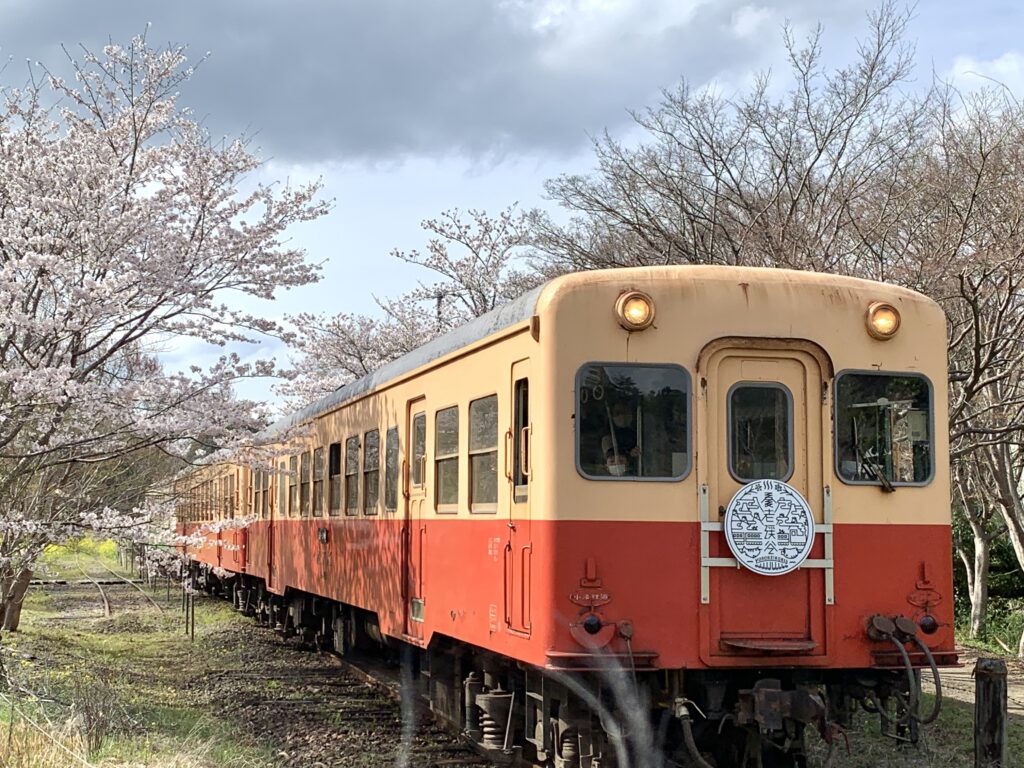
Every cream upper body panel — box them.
[184,266,949,528]
[534,266,949,526]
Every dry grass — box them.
[0,716,91,768]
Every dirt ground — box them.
[940,647,1024,717]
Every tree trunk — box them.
[970,531,991,639]
[1,568,33,632]
[957,515,993,639]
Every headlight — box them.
[866,301,900,340]
[615,291,655,331]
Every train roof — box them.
[267,283,546,435]
[265,265,937,436]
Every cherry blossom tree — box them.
[0,34,326,631]
[280,205,537,405]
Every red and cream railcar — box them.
[177,266,955,766]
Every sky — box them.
[3,0,1024,402]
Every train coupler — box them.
[736,679,827,733]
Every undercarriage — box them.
[195,565,947,768]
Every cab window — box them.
[411,413,426,487]
[385,427,399,512]
[345,436,359,515]
[835,372,932,485]
[576,363,690,480]
[363,429,380,515]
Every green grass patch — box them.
[804,692,1023,767]
[3,579,278,767]
[37,537,125,580]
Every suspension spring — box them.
[560,728,580,761]
[480,710,503,748]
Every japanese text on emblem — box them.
[724,480,815,576]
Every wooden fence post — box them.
[975,658,1008,768]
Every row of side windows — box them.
[262,426,402,519]
[184,378,529,523]
[178,473,235,523]
[411,390,521,513]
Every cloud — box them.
[731,5,776,39]
[0,0,873,163]
[947,51,1024,96]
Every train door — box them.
[698,340,831,663]
[403,397,428,640]
[269,460,286,592]
[230,470,246,571]
[505,359,532,635]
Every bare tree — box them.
[953,453,1008,638]
[532,3,1024,651]
[281,205,539,406]
[534,4,927,276]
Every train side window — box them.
[411,412,426,487]
[729,383,793,482]
[312,447,325,516]
[278,461,287,517]
[469,395,498,513]
[576,363,691,480]
[299,452,311,516]
[513,378,529,501]
[835,372,933,486]
[435,406,459,511]
[345,436,360,515]
[288,456,299,516]
[364,429,381,515]
[260,470,269,519]
[385,427,399,512]
[328,442,341,515]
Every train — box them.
[177,265,956,767]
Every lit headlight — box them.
[866,301,900,340]
[615,291,655,331]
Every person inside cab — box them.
[603,399,640,476]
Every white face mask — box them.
[607,462,628,477]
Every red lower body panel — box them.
[182,519,955,672]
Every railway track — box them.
[90,558,165,613]
[194,612,496,768]
[73,557,111,617]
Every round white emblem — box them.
[724,480,815,576]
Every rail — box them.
[73,558,110,618]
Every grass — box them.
[37,537,120,573]
[6,540,1024,767]
[1,541,278,768]
[802,692,1024,767]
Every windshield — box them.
[576,363,690,480]
[835,372,932,485]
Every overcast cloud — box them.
[5,0,1024,401]
[1,0,876,162]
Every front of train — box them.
[536,266,956,766]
